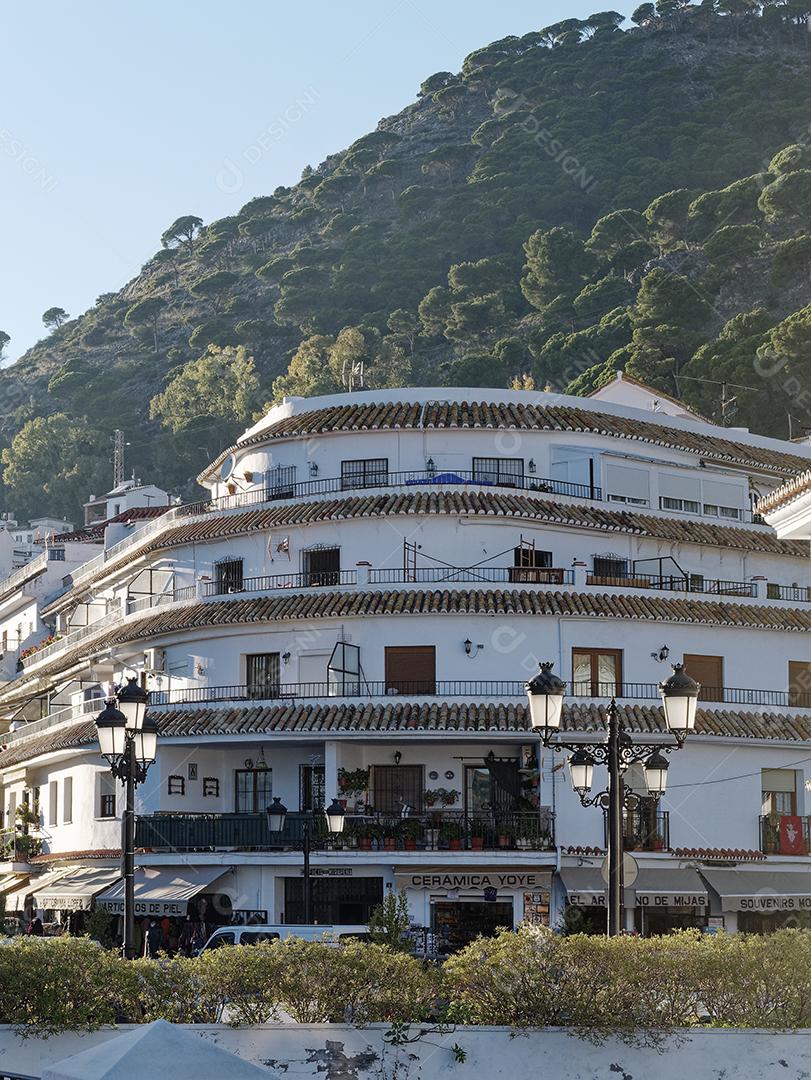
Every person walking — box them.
[27,917,44,936]
[143,917,163,958]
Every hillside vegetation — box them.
[4,3,811,519]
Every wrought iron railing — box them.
[767,583,811,603]
[368,567,575,586]
[586,572,757,597]
[759,814,811,855]
[603,809,670,852]
[135,809,555,852]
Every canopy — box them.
[700,868,811,913]
[634,867,707,908]
[96,865,229,917]
[4,867,73,912]
[42,1019,270,1080]
[0,872,29,895]
[34,866,120,912]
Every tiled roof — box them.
[3,700,811,768]
[5,587,810,707]
[203,399,811,480]
[57,506,170,543]
[670,848,766,862]
[758,469,811,515]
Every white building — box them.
[0,386,810,947]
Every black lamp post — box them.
[95,678,156,960]
[267,796,346,924]
[525,661,698,937]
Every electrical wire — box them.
[665,754,811,789]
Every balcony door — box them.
[215,558,243,594]
[373,765,423,814]
[789,661,811,709]
[466,759,520,816]
[572,648,622,697]
[682,654,724,702]
[235,769,273,813]
[302,546,340,586]
[246,653,280,699]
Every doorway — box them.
[432,900,514,952]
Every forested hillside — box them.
[4,2,811,520]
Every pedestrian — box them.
[143,917,162,958]
[27,917,44,936]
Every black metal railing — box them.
[148,679,811,709]
[368,566,575,586]
[767,584,811,603]
[586,572,757,597]
[203,569,357,596]
[604,809,670,852]
[135,810,555,852]
[759,814,811,855]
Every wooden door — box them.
[384,646,436,694]
[682,654,723,702]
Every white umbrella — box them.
[41,1019,271,1080]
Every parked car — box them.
[197,924,369,953]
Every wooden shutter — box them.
[384,646,436,694]
[789,661,811,708]
[683,654,723,702]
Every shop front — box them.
[700,868,811,933]
[396,866,552,953]
[282,869,384,924]
[558,865,708,935]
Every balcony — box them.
[135,810,555,853]
[586,572,757,598]
[759,815,811,855]
[604,809,670,852]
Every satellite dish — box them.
[220,454,236,481]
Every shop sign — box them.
[98,900,188,917]
[300,868,353,877]
[398,871,546,892]
[636,892,707,908]
[568,892,606,907]
[37,895,90,911]
[735,895,811,912]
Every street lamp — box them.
[267,795,346,924]
[525,660,698,937]
[94,681,157,960]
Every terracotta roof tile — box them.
[204,399,811,480]
[758,469,811,515]
[4,701,811,769]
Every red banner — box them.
[780,815,806,855]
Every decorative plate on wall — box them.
[428,771,439,781]
[444,770,455,780]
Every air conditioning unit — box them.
[144,647,166,673]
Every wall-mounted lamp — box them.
[426,457,436,477]
[650,645,670,663]
[309,462,319,477]
[464,639,484,658]
[528,459,536,474]
[281,651,291,665]
[394,750,402,765]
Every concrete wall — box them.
[2,1024,811,1080]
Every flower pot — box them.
[338,798,348,809]
[449,838,462,851]
[404,838,417,850]
[471,836,484,850]
[384,838,396,851]
[425,828,440,850]
[359,837,372,850]
[498,835,510,848]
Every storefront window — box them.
[283,876,383,925]
[432,900,514,952]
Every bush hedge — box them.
[4,927,811,1038]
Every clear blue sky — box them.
[1,1,612,364]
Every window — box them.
[591,556,629,581]
[246,653,281,698]
[341,458,388,490]
[302,546,340,587]
[372,765,424,814]
[265,464,296,498]
[384,645,436,694]
[572,648,622,697]
[682,654,724,703]
[97,773,116,818]
[604,463,650,506]
[762,769,797,816]
[659,496,700,514]
[510,545,559,583]
[513,546,552,569]
[472,457,523,487]
[241,931,280,944]
[235,769,273,813]
[7,792,16,826]
[789,661,811,709]
[300,764,325,811]
[48,547,66,561]
[63,778,73,824]
[703,504,742,520]
[48,781,58,827]
[214,558,244,594]
[168,775,186,796]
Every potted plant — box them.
[469,817,487,850]
[383,824,398,852]
[497,823,513,849]
[400,819,422,851]
[441,821,464,851]
[355,823,374,851]
[651,832,665,852]
[439,788,461,807]
[13,833,42,859]
[15,803,40,828]
[338,768,370,806]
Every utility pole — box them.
[113,430,125,487]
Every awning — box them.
[701,868,811,913]
[96,865,229,917]
[0,872,29,896]
[634,867,707,908]
[33,866,121,912]
[4,868,73,912]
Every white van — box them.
[198,924,369,953]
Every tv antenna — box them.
[677,374,760,426]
